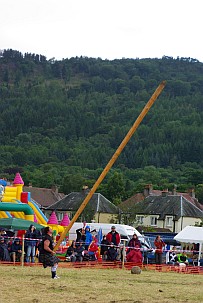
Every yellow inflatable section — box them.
[28,201,47,225]
[1,187,25,219]
[1,186,48,223]
[0,173,66,237]
[0,211,9,218]
[2,186,17,202]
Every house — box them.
[23,185,65,209]
[128,191,203,233]
[45,188,121,223]
[119,184,163,211]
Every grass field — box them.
[0,265,203,303]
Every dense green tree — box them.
[106,172,125,204]
[196,184,203,204]
[0,49,203,201]
[61,174,85,194]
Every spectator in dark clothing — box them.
[107,243,118,261]
[0,228,9,244]
[0,236,10,261]
[35,229,42,258]
[65,240,77,262]
[166,246,178,265]
[9,238,22,263]
[100,235,110,260]
[75,241,85,262]
[0,228,7,237]
[76,228,86,245]
[25,225,38,263]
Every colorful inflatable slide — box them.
[0,173,67,235]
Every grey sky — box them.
[1,0,203,62]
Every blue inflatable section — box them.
[0,179,7,186]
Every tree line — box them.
[0,49,202,204]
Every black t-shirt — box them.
[40,234,53,254]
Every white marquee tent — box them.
[174,226,203,266]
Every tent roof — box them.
[174,226,203,244]
[0,217,44,231]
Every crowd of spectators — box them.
[0,225,41,263]
[0,224,200,269]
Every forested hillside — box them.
[0,49,203,203]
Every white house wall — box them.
[138,215,202,233]
[180,217,202,230]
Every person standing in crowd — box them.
[84,226,93,250]
[76,227,86,245]
[35,228,42,259]
[106,226,120,246]
[39,226,60,279]
[106,226,120,261]
[25,225,38,263]
[154,235,166,265]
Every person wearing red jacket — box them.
[126,245,143,264]
[88,237,98,260]
[154,235,166,265]
[106,226,121,246]
[127,233,141,254]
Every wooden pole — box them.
[21,234,24,267]
[122,241,126,269]
[54,81,166,251]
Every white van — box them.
[68,222,151,249]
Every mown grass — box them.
[0,265,202,303]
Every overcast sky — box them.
[1,0,203,62]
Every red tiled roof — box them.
[179,193,203,210]
[119,193,144,210]
[151,189,162,195]
[23,186,65,208]
[120,189,203,212]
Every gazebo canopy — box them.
[174,226,203,266]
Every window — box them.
[166,216,173,227]
[150,216,157,226]
[57,212,63,222]
[137,216,144,224]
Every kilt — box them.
[39,253,60,267]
